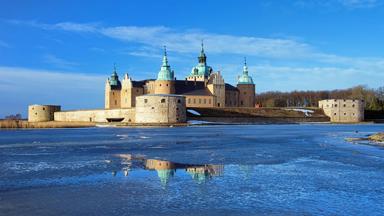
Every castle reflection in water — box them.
[115,154,224,185]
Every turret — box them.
[187,41,213,81]
[155,46,175,94]
[105,64,122,109]
[237,58,255,107]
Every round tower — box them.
[237,58,255,107]
[28,105,61,122]
[155,46,175,94]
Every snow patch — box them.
[285,108,314,117]
[187,109,201,116]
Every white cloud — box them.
[42,54,79,69]
[339,0,380,8]
[0,40,10,48]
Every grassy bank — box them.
[0,120,96,129]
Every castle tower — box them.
[105,65,122,109]
[187,41,213,82]
[237,58,255,107]
[154,46,175,94]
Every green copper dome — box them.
[109,64,121,87]
[237,58,254,85]
[157,46,175,81]
[190,42,212,77]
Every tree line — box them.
[256,85,384,111]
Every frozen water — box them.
[0,124,384,215]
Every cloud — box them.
[0,40,10,48]
[6,19,314,59]
[250,65,384,92]
[0,66,106,118]
[9,19,384,69]
[339,0,380,8]
[42,54,79,69]
[295,0,381,9]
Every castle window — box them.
[188,98,191,104]
[35,112,37,115]
[151,107,154,109]
[160,84,162,87]
[199,99,201,104]
[161,99,166,103]
[166,84,168,86]
[176,108,179,110]
[241,101,243,105]
[352,113,355,116]
[194,99,196,104]
[344,113,346,115]
[334,113,337,115]
[144,99,148,103]
[334,104,337,107]
[204,99,206,104]
[43,107,45,110]
[343,104,346,107]
[113,92,115,95]
[177,99,181,103]
[352,104,355,107]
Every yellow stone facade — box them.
[104,48,256,109]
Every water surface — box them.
[0,124,384,215]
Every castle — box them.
[104,43,256,109]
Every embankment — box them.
[187,107,329,124]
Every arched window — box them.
[161,99,166,103]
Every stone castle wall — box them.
[135,94,186,124]
[54,108,135,123]
[319,99,364,122]
[28,105,61,122]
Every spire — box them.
[112,63,118,76]
[157,46,174,81]
[198,40,207,65]
[237,57,254,85]
[201,40,204,54]
[243,57,248,75]
[162,45,169,67]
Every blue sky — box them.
[1,0,384,117]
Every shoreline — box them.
[0,119,380,129]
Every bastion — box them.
[318,99,364,123]
[135,94,186,124]
[28,105,61,122]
